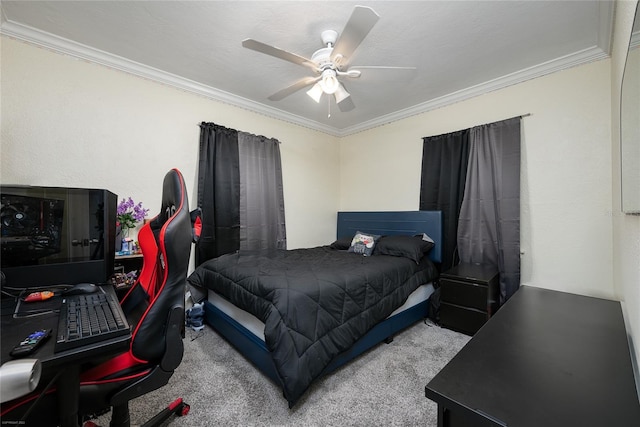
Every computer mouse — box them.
[62,283,99,296]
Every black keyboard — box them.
[55,291,130,353]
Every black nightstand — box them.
[439,263,499,336]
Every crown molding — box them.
[1,19,610,138]
[337,45,609,136]
[597,0,615,55]
[0,19,340,136]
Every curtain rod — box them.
[198,114,532,134]
[485,113,531,124]
[424,113,532,140]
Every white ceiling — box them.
[0,1,614,136]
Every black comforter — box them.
[187,246,438,406]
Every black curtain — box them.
[457,117,521,303]
[196,122,240,266]
[419,130,470,270]
[238,132,287,251]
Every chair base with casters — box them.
[80,305,187,427]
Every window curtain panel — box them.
[419,129,470,270]
[196,123,240,266]
[456,117,521,303]
[238,132,287,251]
[196,122,287,267]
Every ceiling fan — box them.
[242,5,413,113]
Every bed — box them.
[187,210,442,407]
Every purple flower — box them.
[116,197,149,229]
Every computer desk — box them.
[425,286,640,427]
[1,285,131,427]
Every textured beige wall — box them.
[2,36,619,300]
[0,37,340,251]
[340,59,615,300]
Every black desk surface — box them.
[1,285,131,427]
[1,285,130,368]
[425,286,640,427]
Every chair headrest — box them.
[154,169,201,243]
[159,169,185,226]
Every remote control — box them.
[10,329,51,358]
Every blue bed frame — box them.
[203,211,443,387]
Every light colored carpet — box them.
[93,321,469,427]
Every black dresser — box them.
[439,263,499,335]
[426,286,640,427]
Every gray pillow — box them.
[347,231,380,256]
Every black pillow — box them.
[374,235,435,263]
[330,236,353,250]
[348,231,381,256]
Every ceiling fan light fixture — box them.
[306,82,324,103]
[334,84,350,103]
[243,6,384,112]
[319,69,339,94]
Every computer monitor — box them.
[0,185,117,288]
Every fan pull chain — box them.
[327,94,331,118]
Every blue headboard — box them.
[336,211,443,263]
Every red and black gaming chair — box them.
[1,168,200,426]
[78,168,199,426]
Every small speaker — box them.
[0,359,42,403]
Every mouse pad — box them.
[14,292,63,318]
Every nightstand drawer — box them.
[440,303,488,336]
[440,278,488,311]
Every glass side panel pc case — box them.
[1,185,117,288]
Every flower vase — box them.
[121,228,131,254]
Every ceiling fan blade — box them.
[242,39,318,71]
[350,66,417,82]
[336,69,362,78]
[350,66,417,70]
[268,76,320,101]
[331,6,380,68]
